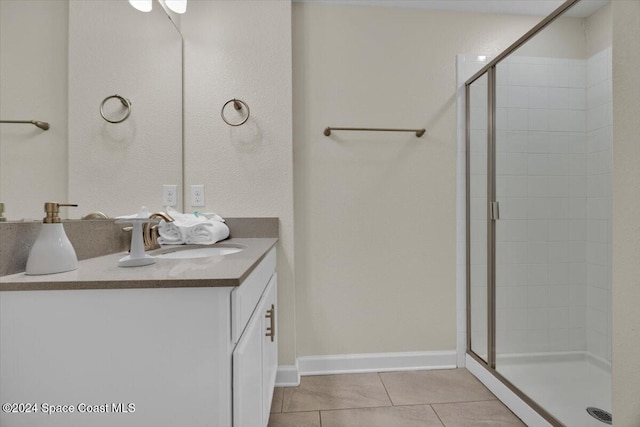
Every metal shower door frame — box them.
[464,1,583,425]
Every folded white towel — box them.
[157,222,183,244]
[157,207,229,245]
[185,221,230,245]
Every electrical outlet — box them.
[163,184,177,207]
[191,185,205,207]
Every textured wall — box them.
[292,3,586,357]
[612,0,640,424]
[586,1,612,58]
[181,1,295,364]
[68,0,182,218]
[0,0,68,220]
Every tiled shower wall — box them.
[460,50,611,362]
[586,47,612,362]
[494,54,590,356]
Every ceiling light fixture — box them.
[128,0,153,12]
[165,0,187,14]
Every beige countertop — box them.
[0,238,277,292]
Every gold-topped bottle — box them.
[25,202,78,275]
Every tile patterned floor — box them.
[268,368,525,427]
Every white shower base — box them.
[496,352,611,427]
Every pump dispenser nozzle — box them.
[42,202,78,223]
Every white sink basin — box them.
[153,245,243,260]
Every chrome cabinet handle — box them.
[265,304,275,342]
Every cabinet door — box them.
[262,274,278,424]
[233,296,264,427]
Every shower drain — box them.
[586,407,612,425]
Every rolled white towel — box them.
[157,221,184,245]
[185,221,230,245]
[157,207,229,245]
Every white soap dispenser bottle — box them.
[26,202,79,275]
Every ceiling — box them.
[294,0,609,18]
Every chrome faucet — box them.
[143,212,174,251]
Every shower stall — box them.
[463,0,612,425]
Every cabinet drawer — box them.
[231,247,276,343]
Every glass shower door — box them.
[492,43,612,425]
[493,60,533,361]
[465,1,613,426]
[492,57,563,421]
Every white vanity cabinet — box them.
[261,278,278,423]
[0,246,278,427]
[233,273,277,427]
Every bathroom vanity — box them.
[0,237,278,427]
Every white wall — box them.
[586,2,612,57]
[68,0,182,218]
[611,0,640,424]
[0,0,68,220]
[292,2,588,358]
[181,1,295,365]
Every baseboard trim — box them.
[466,354,552,427]
[276,351,457,386]
[275,364,300,387]
[297,350,457,376]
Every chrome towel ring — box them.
[221,98,250,127]
[100,94,132,124]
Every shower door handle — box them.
[491,201,500,220]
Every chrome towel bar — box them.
[324,126,426,137]
[0,120,49,130]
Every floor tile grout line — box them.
[430,397,499,406]
[275,409,327,414]
[278,398,502,415]
[282,403,394,413]
[317,404,412,414]
[278,397,498,413]
[377,371,395,406]
[429,404,447,427]
[378,399,498,408]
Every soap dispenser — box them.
[26,202,78,275]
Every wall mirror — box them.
[0,0,183,221]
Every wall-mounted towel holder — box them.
[0,120,50,130]
[324,127,426,137]
[100,94,132,124]
[221,98,250,127]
